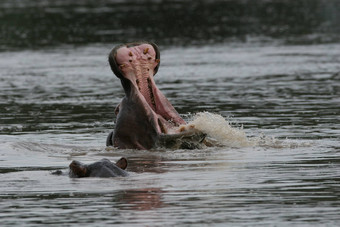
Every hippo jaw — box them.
[109,42,185,139]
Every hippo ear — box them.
[116,157,128,170]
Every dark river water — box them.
[1,0,339,226]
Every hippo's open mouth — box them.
[111,43,160,112]
[109,42,185,134]
[107,42,205,149]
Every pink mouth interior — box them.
[115,44,158,111]
[115,44,186,133]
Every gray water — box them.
[1,0,340,226]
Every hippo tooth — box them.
[147,77,156,109]
[143,48,149,54]
[155,59,160,63]
[120,64,125,69]
[136,79,141,91]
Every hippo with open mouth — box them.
[106,41,206,150]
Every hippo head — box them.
[69,158,128,178]
[107,42,187,149]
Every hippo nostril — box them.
[148,57,152,60]
[128,51,133,56]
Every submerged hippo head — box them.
[69,158,128,178]
[106,41,206,150]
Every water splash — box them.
[185,112,311,148]
[186,112,255,148]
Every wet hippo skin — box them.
[69,158,128,178]
[106,41,206,150]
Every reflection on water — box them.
[0,0,340,226]
[117,188,165,211]
[0,144,339,225]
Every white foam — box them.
[187,112,255,148]
[185,112,312,149]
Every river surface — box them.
[1,0,340,226]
